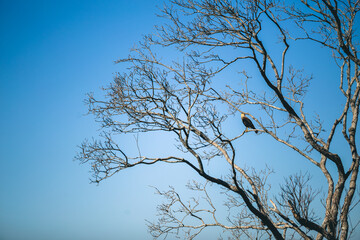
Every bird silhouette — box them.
[241,113,258,133]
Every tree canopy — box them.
[76,0,360,239]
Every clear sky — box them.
[0,1,167,239]
[0,1,359,240]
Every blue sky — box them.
[0,1,166,239]
[1,1,359,240]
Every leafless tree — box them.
[75,0,360,239]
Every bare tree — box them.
[76,0,360,239]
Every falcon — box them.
[241,113,258,133]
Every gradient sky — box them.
[1,1,359,240]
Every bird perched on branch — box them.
[241,113,258,133]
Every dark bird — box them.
[241,113,258,133]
